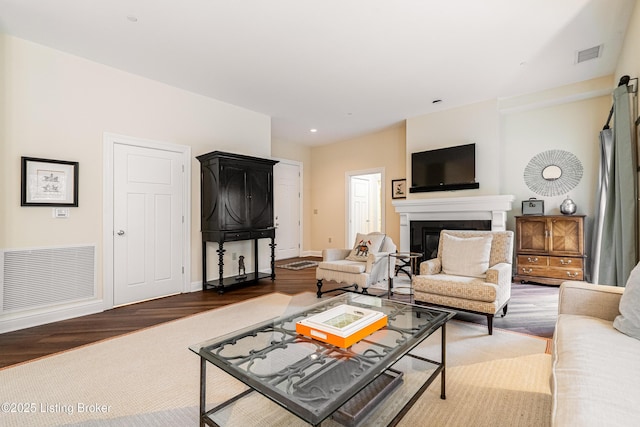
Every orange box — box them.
[296,304,388,348]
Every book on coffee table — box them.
[296,304,387,348]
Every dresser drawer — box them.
[222,231,252,241]
[545,268,583,281]
[251,229,275,239]
[516,265,549,277]
[549,257,583,268]
[517,255,549,266]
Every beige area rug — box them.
[0,292,552,427]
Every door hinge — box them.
[182,266,184,274]
[182,165,185,172]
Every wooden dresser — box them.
[514,215,585,286]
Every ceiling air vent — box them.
[576,45,602,64]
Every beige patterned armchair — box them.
[413,229,514,334]
[315,232,396,298]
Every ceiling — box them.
[0,0,636,145]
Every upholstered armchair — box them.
[316,232,396,297]
[413,229,514,334]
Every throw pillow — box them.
[346,233,386,262]
[613,262,640,340]
[441,233,493,278]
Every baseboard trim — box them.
[190,281,203,292]
[303,250,321,257]
[0,300,104,334]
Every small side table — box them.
[388,252,422,302]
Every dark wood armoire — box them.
[196,151,278,293]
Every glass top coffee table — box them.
[190,293,454,426]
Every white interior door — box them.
[274,161,301,260]
[347,171,383,245]
[351,177,371,238]
[113,143,184,306]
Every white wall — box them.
[309,125,406,250]
[615,0,640,82]
[0,34,271,327]
[500,95,610,220]
[405,77,613,265]
[406,99,501,197]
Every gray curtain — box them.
[590,128,614,284]
[594,84,638,287]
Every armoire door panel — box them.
[247,167,273,229]
[200,165,218,226]
[548,218,582,254]
[221,165,248,229]
[518,219,547,252]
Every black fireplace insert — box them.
[410,219,491,264]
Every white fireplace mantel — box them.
[392,195,515,252]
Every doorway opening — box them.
[346,169,385,246]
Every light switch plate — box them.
[53,208,70,218]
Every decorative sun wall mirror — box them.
[523,150,583,197]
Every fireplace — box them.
[393,194,515,254]
[411,219,491,262]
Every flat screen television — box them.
[410,143,479,193]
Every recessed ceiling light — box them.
[126,15,138,23]
[310,129,318,133]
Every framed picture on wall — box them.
[21,157,79,207]
[392,179,407,199]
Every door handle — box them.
[116,230,125,236]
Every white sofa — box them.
[551,281,640,426]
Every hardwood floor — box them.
[0,257,559,369]
[457,280,560,337]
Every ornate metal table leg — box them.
[200,357,206,427]
[388,253,394,298]
[316,279,323,298]
[441,322,447,399]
